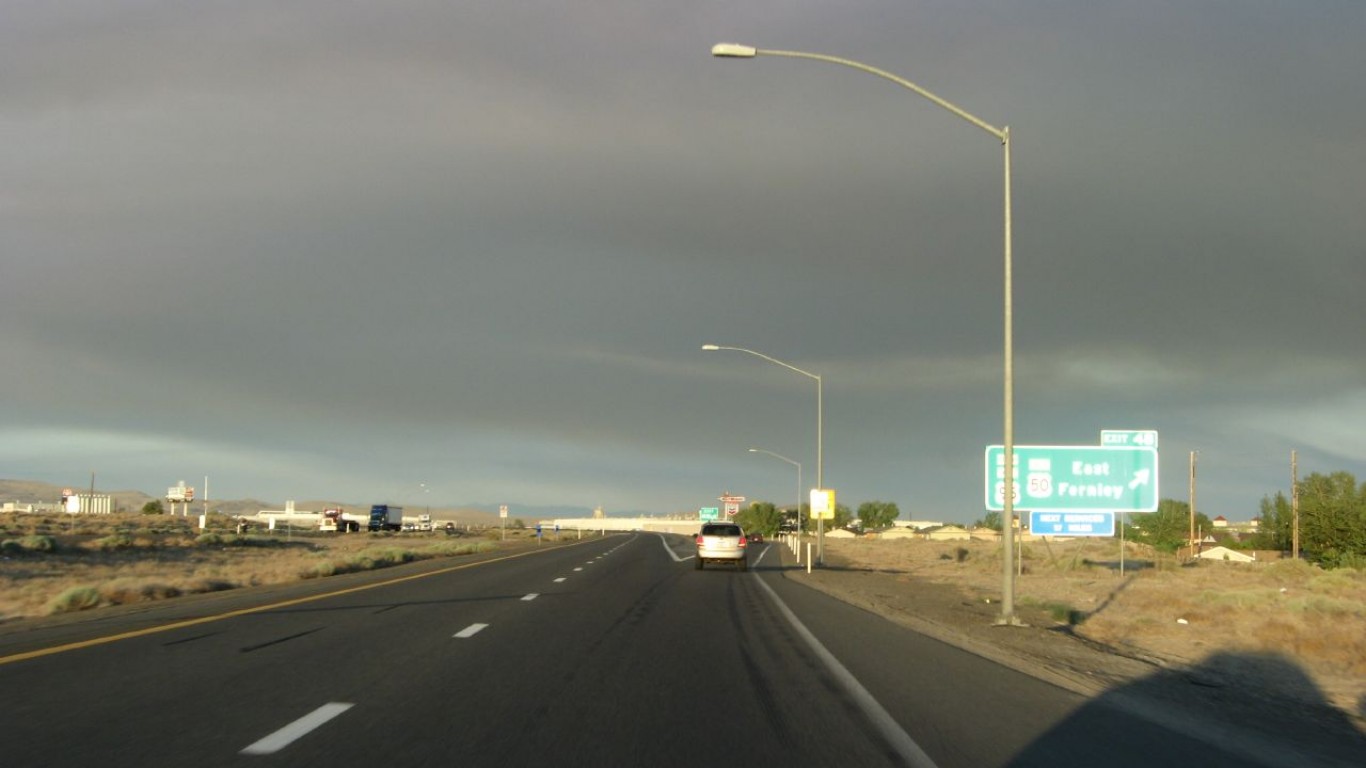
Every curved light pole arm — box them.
[724,46,1006,142]
[704,344,823,489]
[749,448,803,535]
[704,344,820,383]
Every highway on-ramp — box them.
[2,534,1359,767]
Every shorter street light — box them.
[748,448,802,534]
[703,343,826,564]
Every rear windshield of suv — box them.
[701,524,742,536]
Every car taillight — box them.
[738,536,747,548]
[695,535,704,545]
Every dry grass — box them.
[0,513,530,621]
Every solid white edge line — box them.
[241,702,354,755]
[750,574,940,768]
[752,543,770,566]
[656,532,692,562]
[453,623,489,638]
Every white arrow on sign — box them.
[1129,469,1151,490]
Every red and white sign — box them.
[723,501,740,517]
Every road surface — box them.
[2,534,1360,766]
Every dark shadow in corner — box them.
[1004,650,1365,767]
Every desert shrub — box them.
[1048,602,1085,625]
[304,547,414,577]
[300,560,336,579]
[47,586,104,614]
[1195,589,1276,610]
[1284,594,1363,616]
[194,532,225,547]
[2,535,58,554]
[100,580,183,604]
[955,547,969,563]
[182,579,236,594]
[356,547,415,568]
[425,541,496,557]
[234,535,292,548]
[1265,558,1317,583]
[1307,568,1363,593]
[1022,596,1086,625]
[23,534,58,552]
[88,534,137,552]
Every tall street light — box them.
[711,43,1019,624]
[748,447,802,534]
[702,343,825,563]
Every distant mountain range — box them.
[0,479,653,520]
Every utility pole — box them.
[1291,450,1300,560]
[1188,451,1198,559]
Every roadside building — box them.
[878,527,919,540]
[920,524,972,542]
[1196,545,1256,563]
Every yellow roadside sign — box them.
[810,488,835,520]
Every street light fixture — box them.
[711,43,1019,624]
[701,344,822,489]
[703,343,826,564]
[748,447,802,534]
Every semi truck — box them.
[320,508,364,533]
[369,504,404,532]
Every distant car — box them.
[748,532,764,544]
[695,522,748,571]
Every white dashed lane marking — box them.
[453,623,489,639]
[241,702,354,755]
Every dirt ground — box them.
[785,536,1366,729]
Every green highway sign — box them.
[985,445,1159,512]
[699,507,720,522]
[1100,429,1158,448]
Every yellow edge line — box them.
[0,543,569,666]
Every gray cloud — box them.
[3,1,1363,520]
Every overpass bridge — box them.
[542,518,705,536]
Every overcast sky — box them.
[3,1,1363,522]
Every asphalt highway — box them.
[2,534,1360,767]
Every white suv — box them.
[695,522,748,571]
